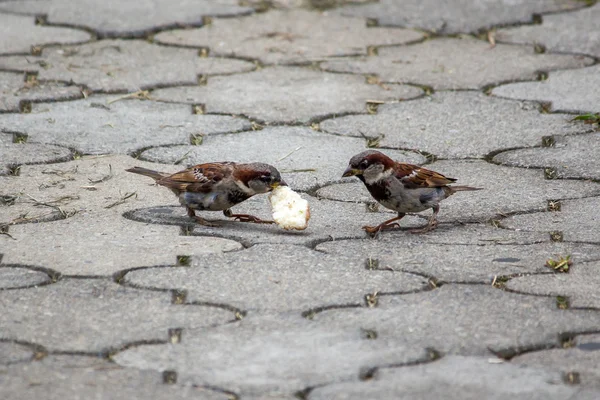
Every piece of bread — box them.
[269,186,310,230]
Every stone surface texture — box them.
[1,1,599,398]
[321,37,594,90]
[152,67,423,124]
[0,13,91,55]
[496,3,600,58]
[492,64,600,113]
[0,0,253,38]
[336,0,583,34]
[155,10,424,64]
[0,40,255,92]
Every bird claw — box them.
[410,220,438,234]
[193,216,220,227]
[232,214,274,224]
[362,222,400,234]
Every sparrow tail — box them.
[125,166,168,181]
[449,185,483,192]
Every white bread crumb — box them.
[269,186,310,230]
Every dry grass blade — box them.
[277,146,303,162]
[105,192,137,209]
[106,90,151,105]
[88,164,113,184]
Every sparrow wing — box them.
[394,163,457,189]
[157,162,234,192]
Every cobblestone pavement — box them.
[1,1,599,399]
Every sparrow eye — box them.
[259,175,272,183]
[359,160,369,169]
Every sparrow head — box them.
[342,150,395,184]
[237,163,287,194]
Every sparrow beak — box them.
[271,180,287,188]
[342,167,360,178]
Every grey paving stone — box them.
[154,10,423,65]
[1,213,243,276]
[0,13,90,55]
[152,67,423,124]
[124,197,426,248]
[0,71,83,113]
[507,262,600,309]
[316,159,600,223]
[0,355,231,400]
[492,65,600,114]
[317,237,600,283]
[309,356,578,400]
[496,3,600,58]
[0,266,51,289]
[335,0,583,34]
[0,0,253,39]
[138,126,426,191]
[0,40,255,92]
[122,244,429,312]
[0,279,233,352]
[0,156,243,275]
[0,132,72,175]
[319,92,587,158]
[493,133,600,181]
[0,96,251,154]
[114,314,432,397]
[501,197,600,244]
[0,342,34,365]
[513,333,600,388]
[312,284,600,356]
[321,37,593,90]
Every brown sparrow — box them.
[127,162,286,226]
[343,150,481,234]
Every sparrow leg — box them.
[223,209,274,224]
[187,207,220,227]
[411,205,439,234]
[363,213,405,234]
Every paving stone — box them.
[0,132,72,175]
[493,133,600,181]
[154,10,423,65]
[0,266,52,289]
[122,244,429,312]
[0,71,83,113]
[0,40,255,92]
[317,236,600,283]
[501,197,600,244]
[0,342,34,365]
[114,314,432,397]
[0,355,231,400]
[151,67,423,124]
[0,279,233,352]
[308,355,579,400]
[513,333,600,388]
[321,37,594,90]
[316,159,600,223]
[496,3,600,58]
[0,0,253,39]
[138,126,426,191]
[492,65,600,114]
[319,92,587,158]
[1,213,242,276]
[335,0,583,34]
[507,262,600,309]
[124,197,426,248]
[0,156,242,275]
[312,284,600,356]
[0,13,91,55]
[0,96,251,154]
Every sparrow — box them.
[126,162,286,226]
[342,150,481,234]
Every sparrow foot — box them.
[410,219,438,234]
[362,222,400,234]
[224,210,274,224]
[193,216,221,227]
